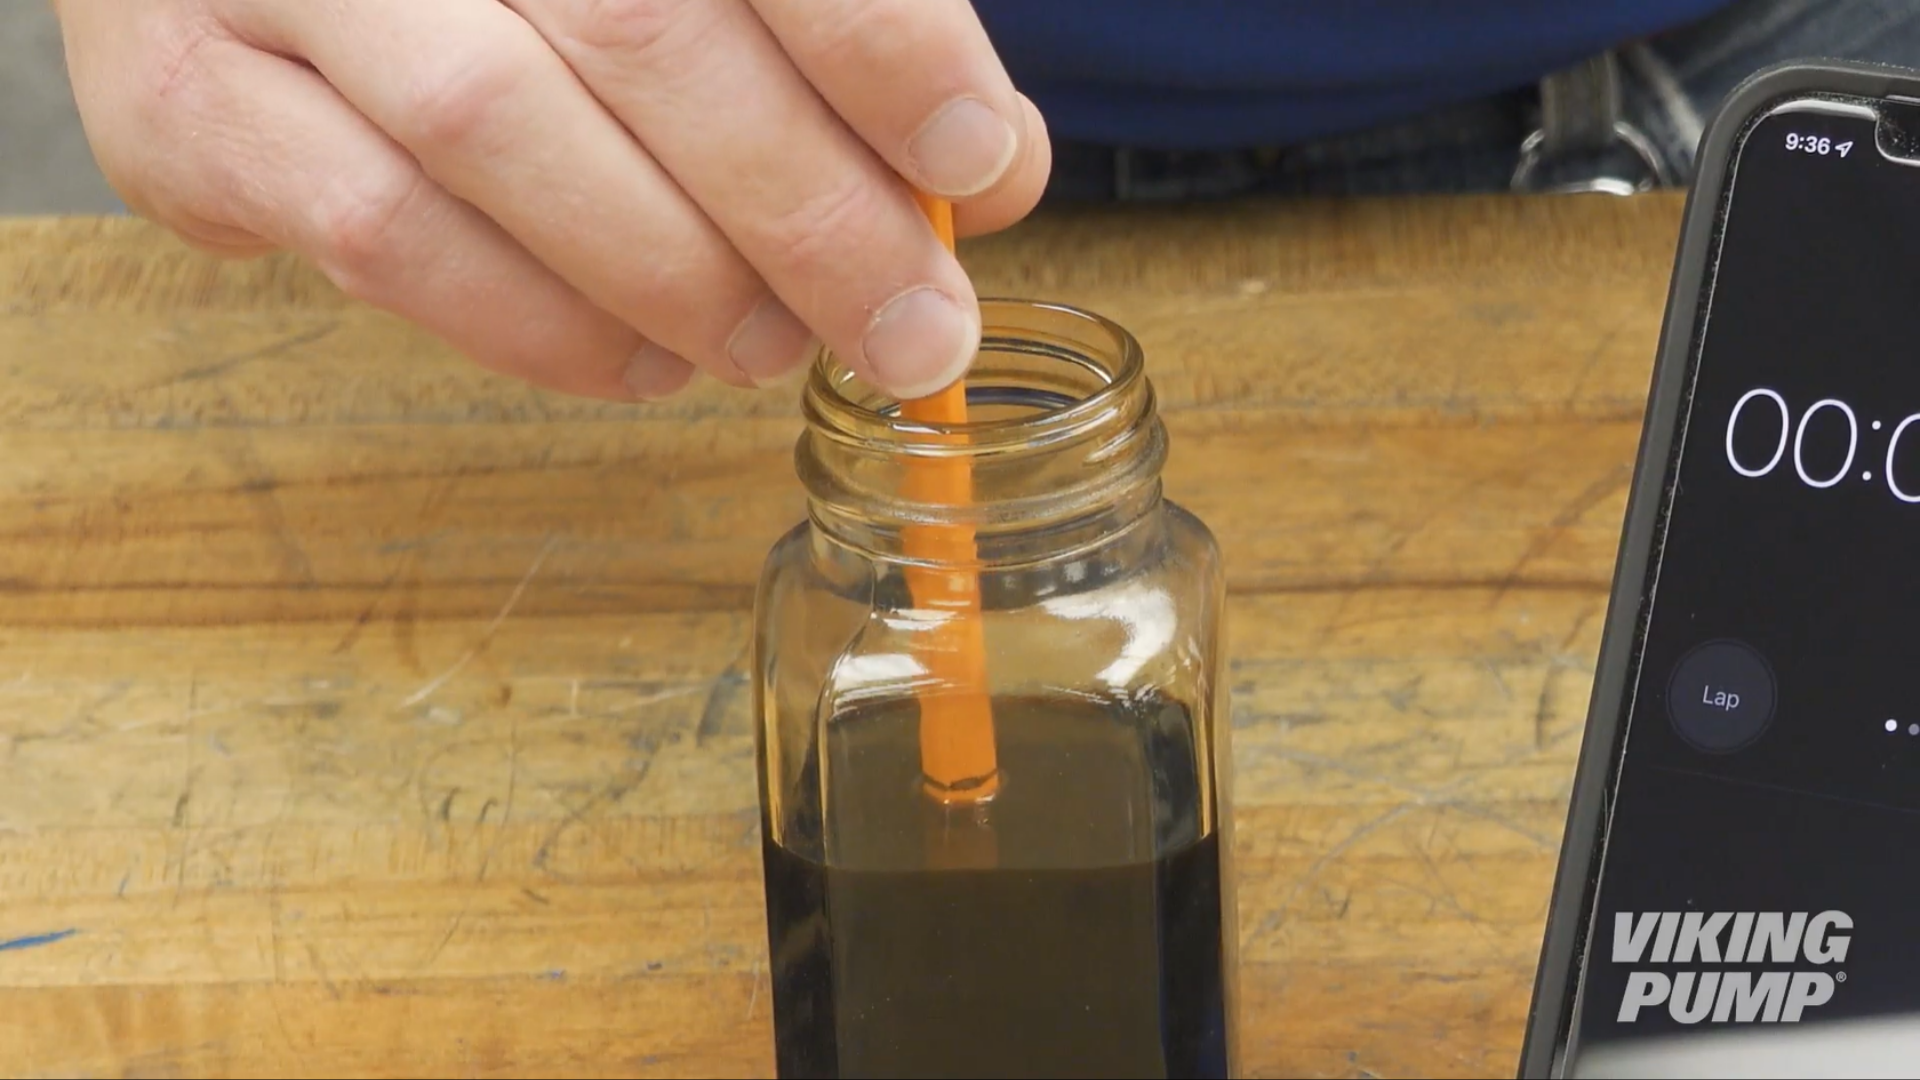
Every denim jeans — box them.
[1041,0,1920,203]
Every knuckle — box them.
[556,0,718,77]
[394,43,527,151]
[760,177,885,282]
[135,11,223,114]
[792,0,913,68]
[84,15,238,237]
[309,167,429,303]
[94,14,222,179]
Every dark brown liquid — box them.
[759,694,1234,1079]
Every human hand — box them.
[55,0,1051,401]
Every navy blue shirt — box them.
[972,1,1736,150]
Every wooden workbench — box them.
[0,192,1687,1079]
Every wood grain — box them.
[0,192,1687,1079]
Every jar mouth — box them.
[803,299,1147,456]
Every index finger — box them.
[512,0,981,400]
[749,0,1050,224]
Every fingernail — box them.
[623,343,694,400]
[727,297,816,385]
[862,287,979,400]
[908,96,1018,198]
[756,341,821,392]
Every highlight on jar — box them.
[751,296,1240,1080]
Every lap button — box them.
[1667,640,1777,753]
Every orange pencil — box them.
[901,192,998,804]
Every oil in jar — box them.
[760,692,1234,1080]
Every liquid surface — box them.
[760,694,1234,1079]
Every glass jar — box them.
[752,299,1238,1080]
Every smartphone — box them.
[1518,60,1920,1079]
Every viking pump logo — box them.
[1612,911,1852,1024]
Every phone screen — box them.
[1562,98,1920,1077]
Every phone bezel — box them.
[1515,58,1920,1079]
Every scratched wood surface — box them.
[0,192,1687,1079]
